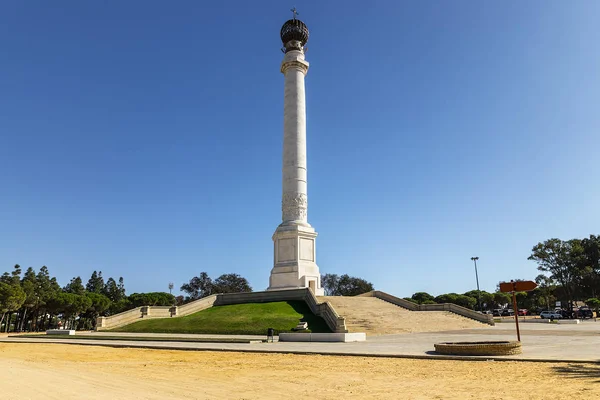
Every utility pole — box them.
[471,257,482,312]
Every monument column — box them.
[268,12,324,295]
[281,48,309,225]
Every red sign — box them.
[499,280,538,293]
[499,280,538,343]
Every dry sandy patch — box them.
[1,343,598,400]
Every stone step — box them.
[318,296,484,336]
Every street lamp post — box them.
[471,257,482,312]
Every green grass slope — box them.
[112,301,331,335]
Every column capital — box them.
[281,57,309,75]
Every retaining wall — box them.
[176,295,218,316]
[360,290,494,325]
[359,291,419,310]
[214,289,307,306]
[96,307,143,331]
[141,306,172,318]
[303,289,347,333]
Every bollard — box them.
[267,328,274,343]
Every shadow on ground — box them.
[287,301,331,333]
[553,364,600,383]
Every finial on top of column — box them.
[280,10,309,53]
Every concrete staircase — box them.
[318,296,485,336]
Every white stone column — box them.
[268,39,324,296]
[281,50,310,226]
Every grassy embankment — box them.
[112,301,331,335]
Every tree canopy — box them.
[212,273,252,294]
[321,274,374,296]
[129,292,175,307]
[180,272,213,300]
[86,271,105,294]
[0,266,132,332]
[528,235,600,307]
[0,282,26,327]
[180,272,252,301]
[411,292,435,304]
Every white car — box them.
[539,310,562,319]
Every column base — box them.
[267,224,324,296]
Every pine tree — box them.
[103,278,120,302]
[19,267,38,331]
[86,271,105,294]
[64,276,85,295]
[117,277,126,299]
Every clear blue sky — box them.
[1,1,599,297]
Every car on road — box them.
[539,310,562,319]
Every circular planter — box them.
[434,341,522,356]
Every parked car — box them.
[501,309,514,316]
[539,310,562,319]
[518,309,529,316]
[492,309,502,317]
[532,308,544,315]
[576,308,593,319]
[558,309,575,319]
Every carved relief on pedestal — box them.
[282,192,307,221]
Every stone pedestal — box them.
[269,224,324,296]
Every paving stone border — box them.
[434,341,522,356]
[279,333,366,342]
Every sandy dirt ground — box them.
[1,343,599,400]
[319,296,484,335]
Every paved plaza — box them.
[3,320,599,362]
